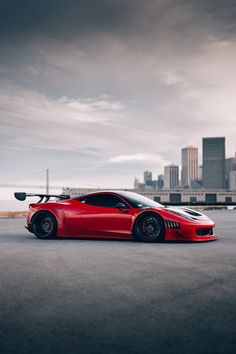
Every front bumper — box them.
[165,220,216,242]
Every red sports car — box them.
[15,190,216,242]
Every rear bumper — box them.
[25,224,33,233]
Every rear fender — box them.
[30,208,64,236]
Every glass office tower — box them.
[202,137,226,189]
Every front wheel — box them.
[134,214,165,242]
[32,211,57,239]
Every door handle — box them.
[120,209,129,213]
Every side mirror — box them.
[116,202,128,209]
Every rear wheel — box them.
[134,213,165,242]
[32,211,57,239]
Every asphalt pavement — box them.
[0,210,236,354]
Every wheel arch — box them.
[132,210,165,235]
[30,209,60,235]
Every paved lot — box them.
[0,210,236,354]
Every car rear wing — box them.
[14,192,70,203]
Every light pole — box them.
[46,168,49,194]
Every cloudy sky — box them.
[1,0,236,209]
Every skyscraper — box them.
[229,171,236,190]
[157,174,164,189]
[164,165,179,189]
[181,146,198,187]
[202,137,226,189]
[134,177,140,189]
[144,170,153,188]
[226,155,236,188]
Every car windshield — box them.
[117,191,164,208]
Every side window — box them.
[82,194,129,208]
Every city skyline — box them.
[134,136,236,190]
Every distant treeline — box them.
[0,211,27,218]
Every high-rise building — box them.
[134,177,140,189]
[198,165,203,181]
[181,146,198,187]
[157,174,164,189]
[144,170,153,188]
[152,175,164,189]
[229,171,236,190]
[226,156,236,172]
[226,155,236,188]
[164,165,179,189]
[134,177,145,190]
[202,137,226,189]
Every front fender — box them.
[132,209,164,232]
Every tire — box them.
[32,211,57,239]
[134,213,165,243]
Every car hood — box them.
[165,207,211,221]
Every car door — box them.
[77,193,135,237]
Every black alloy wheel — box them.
[134,214,165,242]
[32,212,57,239]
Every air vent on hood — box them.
[183,208,202,217]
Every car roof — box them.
[78,190,131,198]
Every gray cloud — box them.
[0,0,137,42]
[1,1,236,44]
